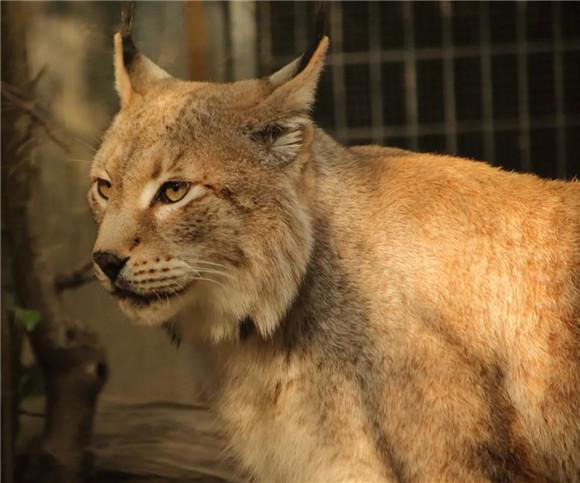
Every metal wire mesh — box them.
[255,1,580,179]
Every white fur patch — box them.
[139,180,161,209]
[270,115,310,164]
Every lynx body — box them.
[89,33,580,482]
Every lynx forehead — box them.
[90,22,580,483]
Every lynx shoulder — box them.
[89,30,580,482]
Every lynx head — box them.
[89,31,329,341]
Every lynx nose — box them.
[93,251,128,282]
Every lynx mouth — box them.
[113,285,190,306]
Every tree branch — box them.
[54,261,95,294]
[93,399,241,482]
[1,81,70,153]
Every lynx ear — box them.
[267,35,329,116]
[113,32,172,107]
[248,36,329,165]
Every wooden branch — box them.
[54,261,95,294]
[19,320,108,483]
[92,399,241,482]
[1,81,70,153]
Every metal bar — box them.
[479,1,495,164]
[230,1,257,80]
[294,1,307,54]
[268,40,580,66]
[368,1,384,144]
[202,2,228,82]
[516,1,531,171]
[338,114,580,141]
[329,2,348,139]
[402,2,419,150]
[553,2,567,179]
[441,0,457,154]
[223,2,233,81]
[183,1,209,81]
[258,2,273,74]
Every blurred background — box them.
[2,1,579,482]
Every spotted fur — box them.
[89,34,580,482]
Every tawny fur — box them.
[89,35,580,482]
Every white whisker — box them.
[184,259,231,271]
[193,267,235,281]
[171,279,186,291]
[194,260,231,270]
[164,279,187,294]
[192,275,227,291]
[72,137,98,153]
[182,260,234,281]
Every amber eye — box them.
[158,181,191,203]
[96,179,112,200]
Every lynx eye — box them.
[96,179,112,200]
[158,181,191,204]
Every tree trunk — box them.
[1,308,16,483]
[2,4,107,482]
[1,4,32,482]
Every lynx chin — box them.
[89,29,580,482]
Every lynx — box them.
[89,30,580,482]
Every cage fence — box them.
[32,1,580,180]
[248,1,580,180]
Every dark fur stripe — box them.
[295,2,328,75]
[239,317,256,341]
[121,34,138,68]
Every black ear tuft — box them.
[120,1,138,67]
[120,1,135,36]
[296,37,321,75]
[121,35,138,68]
[296,1,328,75]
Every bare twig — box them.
[1,81,70,153]
[54,260,95,294]
[18,409,46,418]
[27,66,47,91]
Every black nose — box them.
[93,251,128,282]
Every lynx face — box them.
[89,33,328,340]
